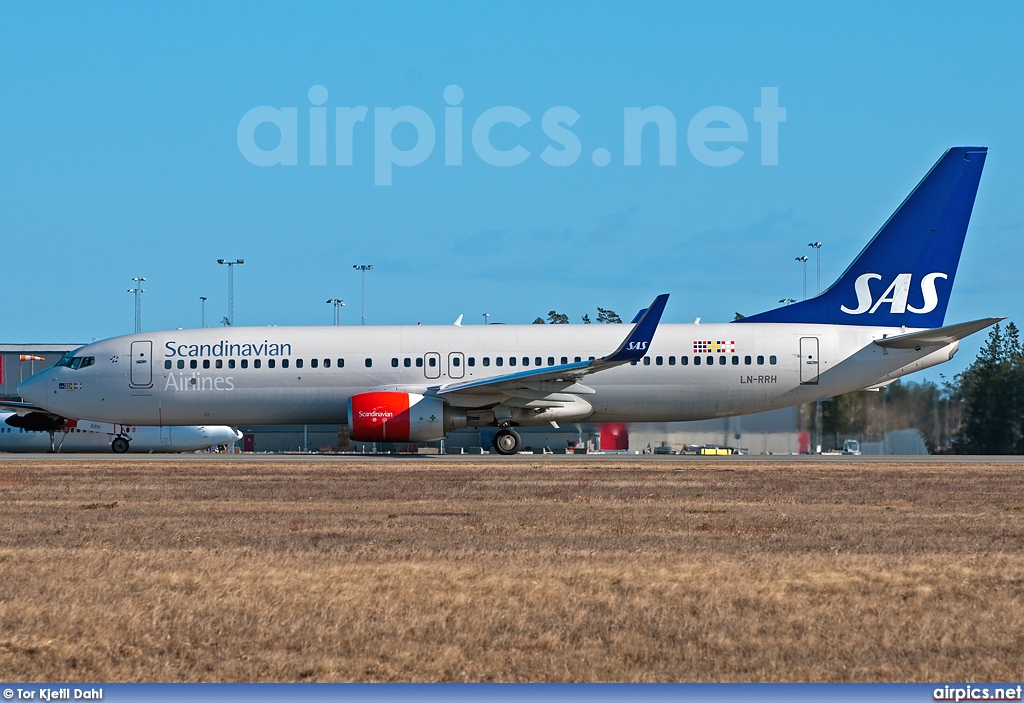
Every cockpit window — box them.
[54,348,84,368]
[66,356,95,370]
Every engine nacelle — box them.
[348,391,465,442]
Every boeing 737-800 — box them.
[0,411,241,453]
[16,147,996,454]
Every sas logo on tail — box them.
[841,272,948,315]
[626,341,648,351]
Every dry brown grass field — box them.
[1,456,1023,682]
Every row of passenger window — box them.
[634,354,778,366]
[165,358,347,370]
[164,353,777,371]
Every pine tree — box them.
[955,323,1024,454]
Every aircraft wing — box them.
[436,294,668,405]
[873,317,1002,350]
[0,400,68,432]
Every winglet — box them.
[603,294,669,363]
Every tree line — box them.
[533,308,622,324]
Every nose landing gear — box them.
[111,435,131,454]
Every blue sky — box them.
[2,3,1021,382]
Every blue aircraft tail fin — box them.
[736,147,987,328]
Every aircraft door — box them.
[448,352,465,379]
[800,337,819,385]
[423,352,441,380]
[130,341,153,388]
[161,426,171,446]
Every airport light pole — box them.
[353,264,373,325]
[327,298,346,325]
[483,313,490,325]
[808,242,822,295]
[128,277,146,333]
[217,259,244,326]
[795,256,808,300]
[199,296,208,328]
[779,298,796,305]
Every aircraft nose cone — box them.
[17,372,48,406]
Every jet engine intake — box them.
[348,391,466,442]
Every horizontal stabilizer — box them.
[873,317,1002,350]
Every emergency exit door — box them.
[130,340,153,388]
[800,337,819,385]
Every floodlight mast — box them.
[217,259,244,325]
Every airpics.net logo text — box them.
[236,85,786,186]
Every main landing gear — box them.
[111,435,131,454]
[492,427,521,456]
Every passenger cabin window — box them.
[452,357,461,367]
[416,358,423,368]
[296,359,303,369]
[656,356,663,365]
[337,358,345,368]
[241,359,249,369]
[548,357,555,366]
[769,355,777,365]
[177,360,185,369]
[509,357,516,367]
[403,358,411,367]
[229,359,236,369]
[680,356,688,365]
[310,358,318,368]
[365,358,372,368]
[391,358,399,368]
[668,356,676,365]
[190,360,198,369]
[165,360,172,369]
[468,357,475,367]
[561,357,568,365]
[718,356,726,366]
[203,360,210,369]
[323,358,331,368]
[745,356,752,365]
[496,357,503,367]
[216,359,223,369]
[757,355,765,365]
[268,359,276,369]
[281,359,289,369]
[428,357,436,367]
[694,356,701,366]
[731,356,739,365]
[483,357,490,367]
[643,357,651,365]
[574,356,581,363]
[254,359,261,369]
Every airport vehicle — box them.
[0,411,241,453]
[16,147,996,455]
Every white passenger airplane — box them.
[0,411,241,453]
[15,147,996,455]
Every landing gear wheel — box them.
[111,436,131,454]
[493,428,521,456]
